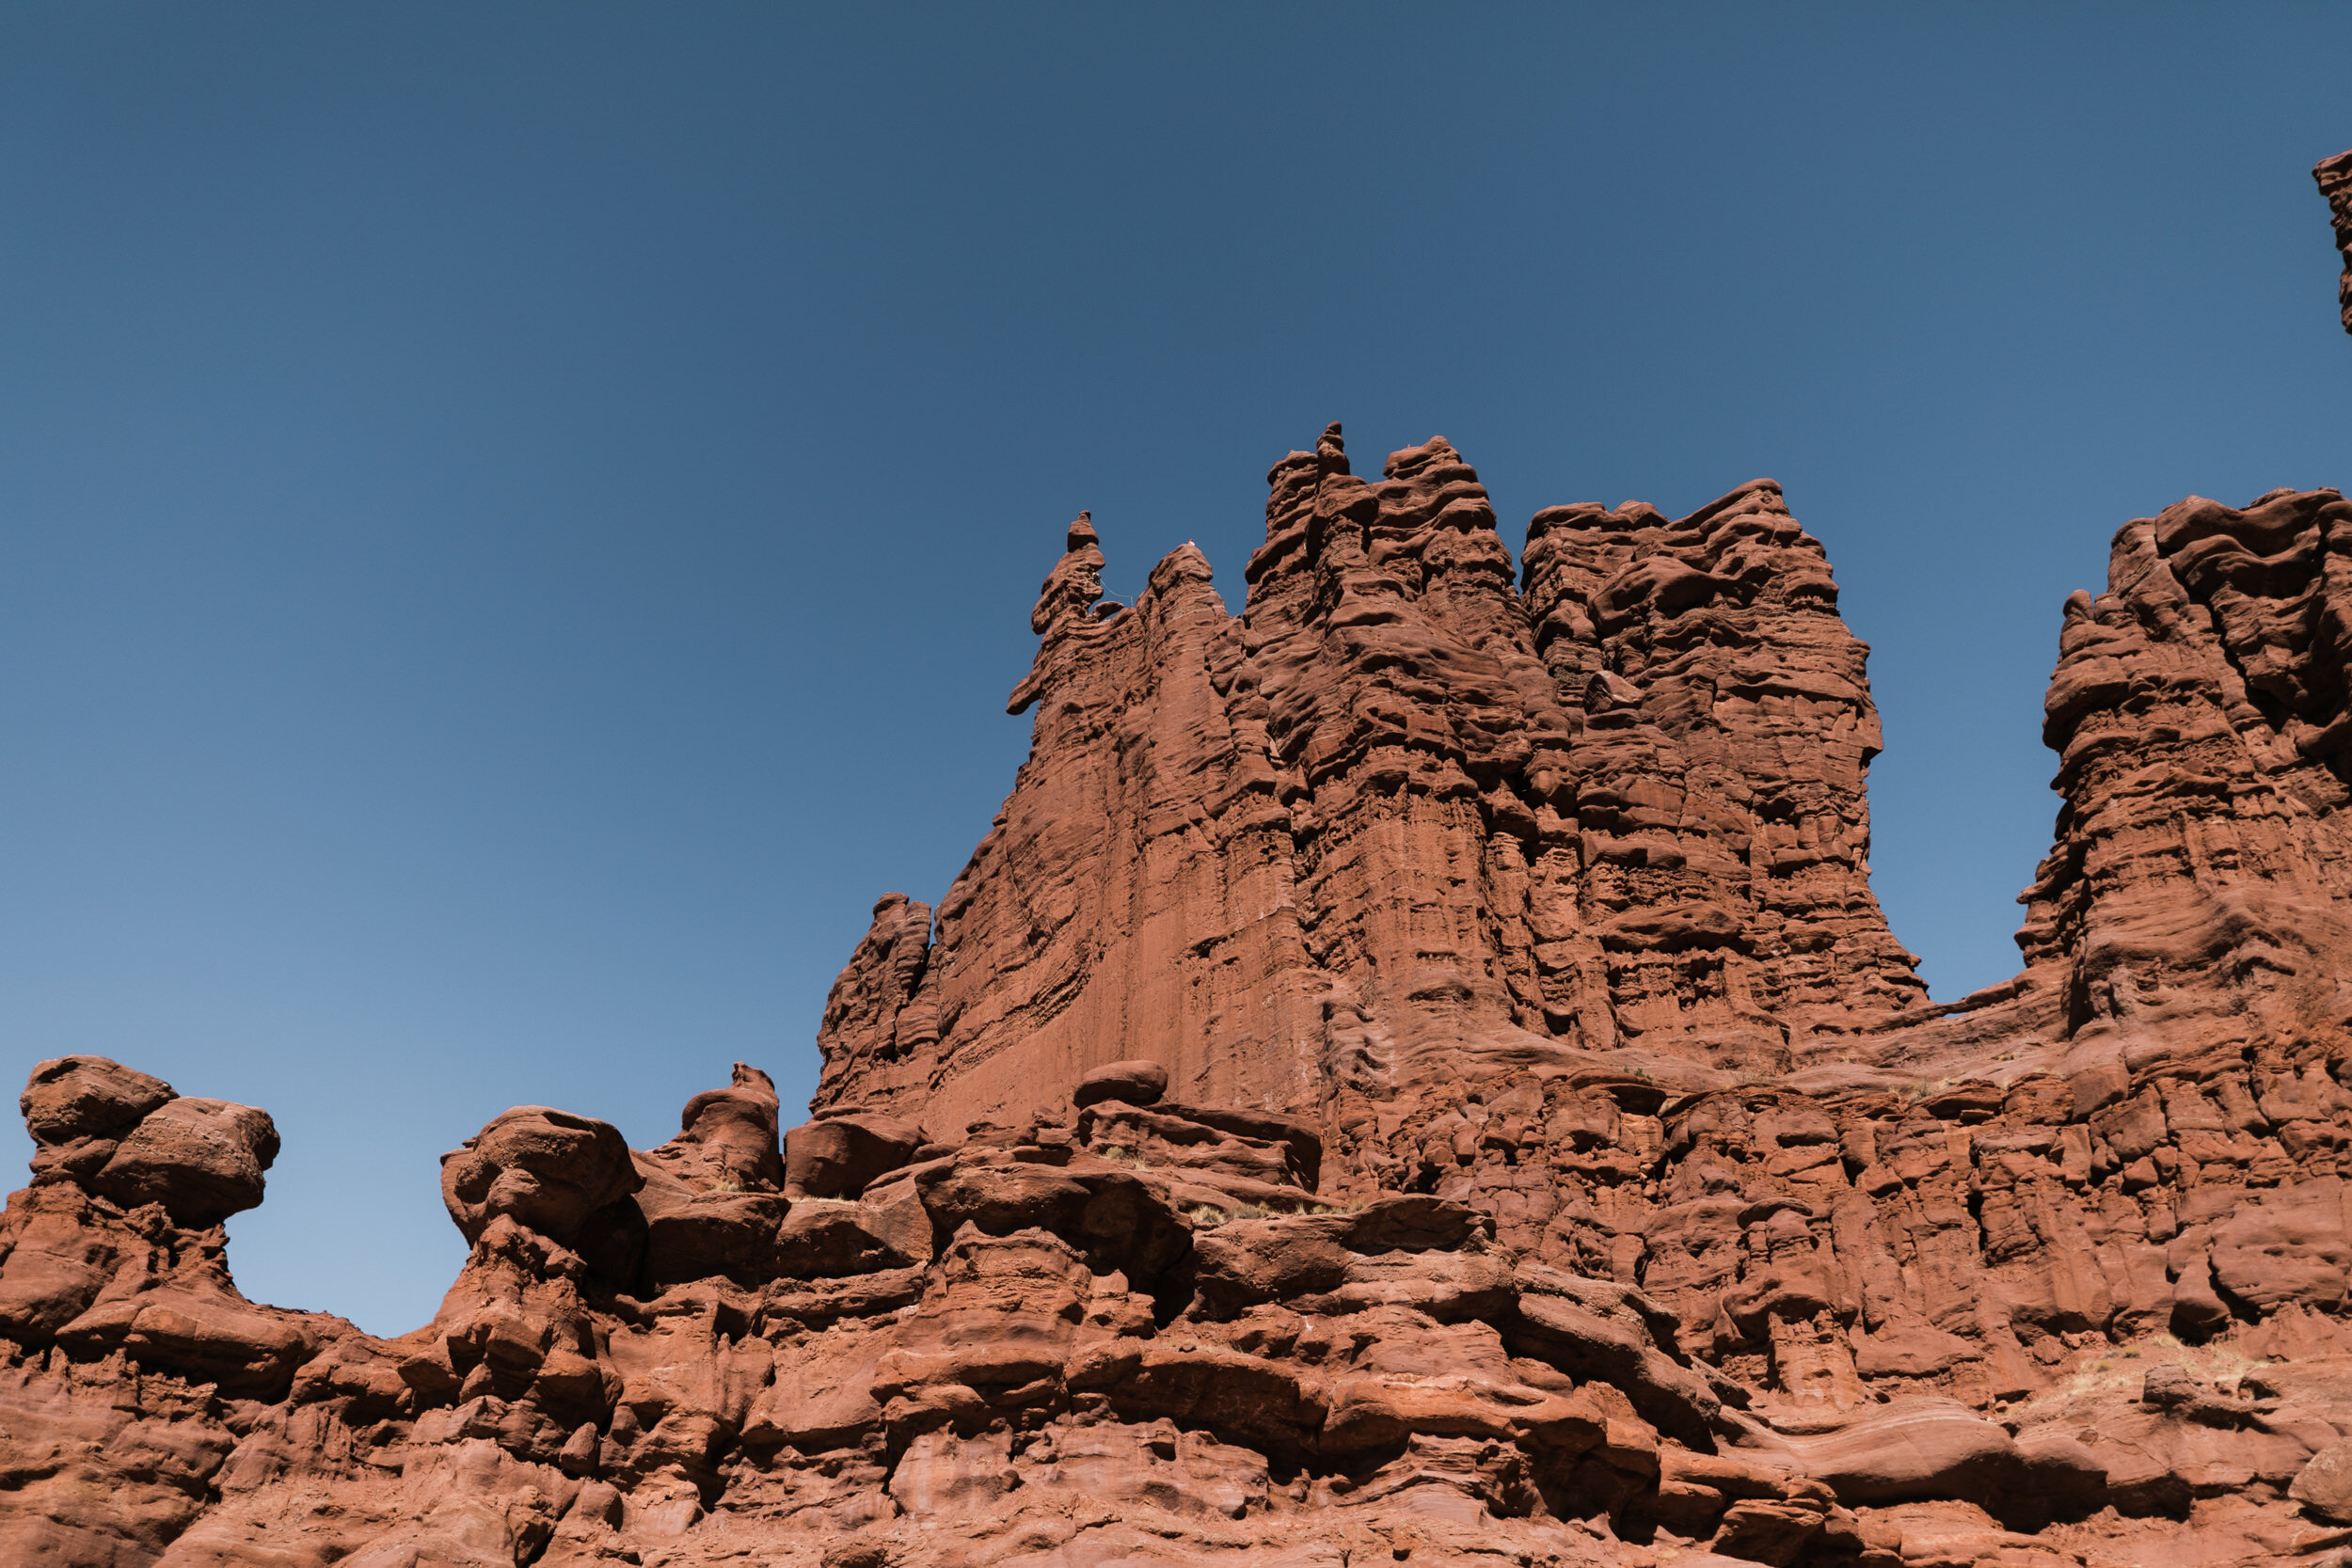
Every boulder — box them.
[2291,1439,2352,1524]
[1188,1213,1353,1315]
[20,1056,174,1146]
[674,1061,785,1189]
[1073,1059,1170,1109]
[440,1106,641,1245]
[90,1097,278,1227]
[2142,1363,2201,1409]
[1795,1402,2105,1528]
[772,1185,932,1278]
[633,1159,787,1289]
[786,1112,927,1198]
[913,1149,1190,1283]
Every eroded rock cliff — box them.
[16,154,2352,1560]
[11,427,2352,1563]
[817,430,1928,1169]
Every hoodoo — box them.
[4,153,2352,1568]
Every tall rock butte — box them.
[817,431,1927,1167]
[5,159,2352,1568]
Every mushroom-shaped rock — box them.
[786,1112,926,1198]
[675,1061,785,1189]
[1073,1059,1169,1110]
[440,1107,642,1246]
[90,1098,279,1227]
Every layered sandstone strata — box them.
[817,429,1928,1171]
[11,1003,2352,1565]
[0,1050,2270,1568]
[11,438,2352,1562]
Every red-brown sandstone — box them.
[2320,149,2352,336]
[9,229,2352,1561]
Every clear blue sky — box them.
[4,5,2345,1336]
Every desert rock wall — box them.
[5,158,2349,1562]
[818,426,1933,1154]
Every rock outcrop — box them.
[0,1055,1899,1566]
[10,183,2352,1568]
[13,449,2352,1565]
[792,422,2352,1561]
[816,430,1928,1172]
[2321,149,2352,336]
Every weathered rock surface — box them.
[816,428,1928,1164]
[11,392,2352,1562]
[2321,148,2352,335]
[792,418,2352,1561]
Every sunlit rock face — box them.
[816,426,1927,1159]
[8,418,2352,1566]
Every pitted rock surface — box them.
[10,417,2352,1564]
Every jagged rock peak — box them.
[1027,507,1107,635]
[21,318,2352,1560]
[820,426,1931,1167]
[14,465,2352,1567]
[1991,484,2352,1064]
[1314,418,1348,471]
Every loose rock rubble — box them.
[4,160,2351,1564]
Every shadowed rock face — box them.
[9,427,2352,1565]
[2320,149,2352,335]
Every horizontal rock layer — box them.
[817,427,1928,1155]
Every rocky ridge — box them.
[5,152,2352,1568]
[13,460,2352,1567]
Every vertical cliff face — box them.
[2000,488,2352,1062]
[816,426,1926,1156]
[1519,480,1926,1066]
[814,513,1330,1132]
[1234,429,1592,1179]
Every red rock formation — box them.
[817,430,1927,1170]
[12,451,2352,1560]
[1519,479,1928,1062]
[2320,149,2352,336]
